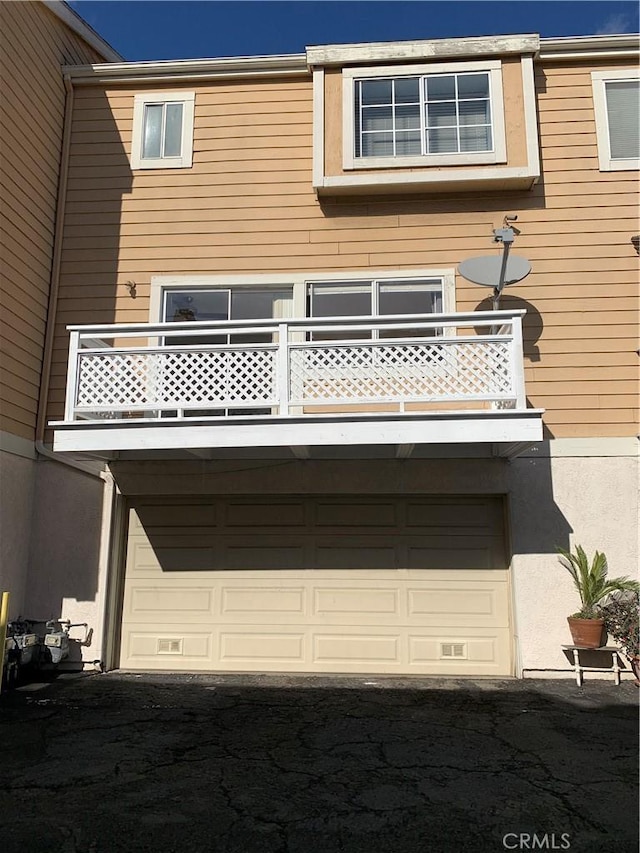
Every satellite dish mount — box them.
[457,215,531,310]
[491,217,519,310]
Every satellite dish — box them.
[459,218,531,310]
[458,255,532,288]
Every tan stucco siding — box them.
[49,58,639,439]
[0,1,104,441]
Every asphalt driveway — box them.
[0,673,638,853]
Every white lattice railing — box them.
[63,311,528,422]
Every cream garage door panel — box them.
[120,496,511,675]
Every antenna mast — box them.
[491,215,520,310]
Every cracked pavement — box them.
[0,673,637,853]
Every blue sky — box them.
[71,1,640,62]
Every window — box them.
[150,271,453,417]
[592,71,640,171]
[163,287,293,344]
[344,61,506,169]
[160,285,293,416]
[131,92,195,169]
[355,73,492,158]
[308,277,444,340]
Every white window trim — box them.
[591,69,640,172]
[151,269,456,323]
[342,60,506,171]
[131,91,195,170]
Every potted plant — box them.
[598,590,640,684]
[557,545,640,648]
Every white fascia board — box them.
[52,411,544,454]
[521,55,540,182]
[306,35,540,67]
[315,165,539,193]
[63,53,308,85]
[42,1,122,61]
[540,34,640,60]
[312,68,325,189]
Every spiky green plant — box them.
[557,545,640,619]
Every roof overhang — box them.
[42,0,122,62]
[52,410,545,461]
[540,34,640,61]
[63,53,309,85]
[60,32,639,87]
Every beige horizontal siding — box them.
[0,1,108,442]
[48,58,640,439]
[50,279,627,302]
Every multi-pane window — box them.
[131,92,195,169]
[592,71,640,171]
[355,72,492,159]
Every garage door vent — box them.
[440,642,467,659]
[157,638,183,655]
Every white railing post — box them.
[65,331,81,421]
[278,322,290,416]
[510,314,527,409]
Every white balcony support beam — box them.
[186,449,214,459]
[493,441,539,459]
[396,443,415,459]
[290,445,311,459]
[52,410,544,454]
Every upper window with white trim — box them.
[131,92,195,169]
[591,70,640,171]
[343,60,506,169]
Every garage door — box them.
[119,496,512,675]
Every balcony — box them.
[51,310,543,458]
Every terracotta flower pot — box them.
[567,616,606,648]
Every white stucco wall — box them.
[26,459,110,667]
[509,438,639,676]
[106,437,638,678]
[0,445,36,619]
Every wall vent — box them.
[157,638,183,655]
[440,642,467,659]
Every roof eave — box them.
[60,32,639,87]
[539,33,640,60]
[42,0,122,62]
[63,53,309,85]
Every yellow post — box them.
[0,592,9,692]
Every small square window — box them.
[131,91,195,169]
[592,71,640,171]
